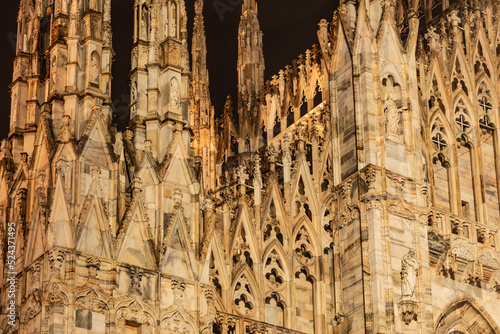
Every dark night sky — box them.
[0,0,338,140]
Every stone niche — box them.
[161,38,182,69]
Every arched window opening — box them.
[286,105,294,127]
[230,135,238,155]
[300,95,308,117]
[313,82,322,107]
[265,293,285,327]
[431,123,451,211]
[294,268,314,334]
[455,102,476,220]
[273,116,281,138]
[260,124,267,146]
[479,95,500,226]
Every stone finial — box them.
[267,144,278,166]
[295,121,306,141]
[448,9,461,28]
[235,165,249,186]
[424,26,441,55]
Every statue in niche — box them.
[170,78,180,109]
[140,7,148,40]
[131,82,137,104]
[51,56,57,90]
[163,6,169,38]
[384,95,400,137]
[170,4,177,37]
[90,53,99,85]
[401,250,418,298]
[11,93,17,127]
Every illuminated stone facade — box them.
[1,0,500,333]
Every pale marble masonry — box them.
[1,0,500,334]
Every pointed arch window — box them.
[286,105,295,127]
[431,121,452,211]
[313,82,322,107]
[265,293,285,327]
[454,102,476,220]
[478,93,500,226]
[300,95,308,117]
[294,267,314,334]
[273,115,281,138]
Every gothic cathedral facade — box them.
[1,0,500,333]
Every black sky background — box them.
[0,0,338,140]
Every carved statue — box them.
[51,56,57,89]
[141,9,148,40]
[384,95,400,137]
[170,4,177,37]
[90,53,99,84]
[171,78,180,108]
[131,82,137,104]
[401,250,418,298]
[11,93,17,126]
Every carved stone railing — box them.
[214,311,306,334]
[426,208,499,251]
[426,208,500,292]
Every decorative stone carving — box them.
[401,250,418,298]
[172,278,186,305]
[170,77,180,109]
[384,95,400,138]
[162,310,194,334]
[22,292,42,324]
[364,166,377,190]
[233,274,255,316]
[90,52,99,85]
[49,250,65,277]
[129,266,144,295]
[86,256,101,286]
[294,226,315,265]
[398,299,418,325]
[464,261,483,287]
